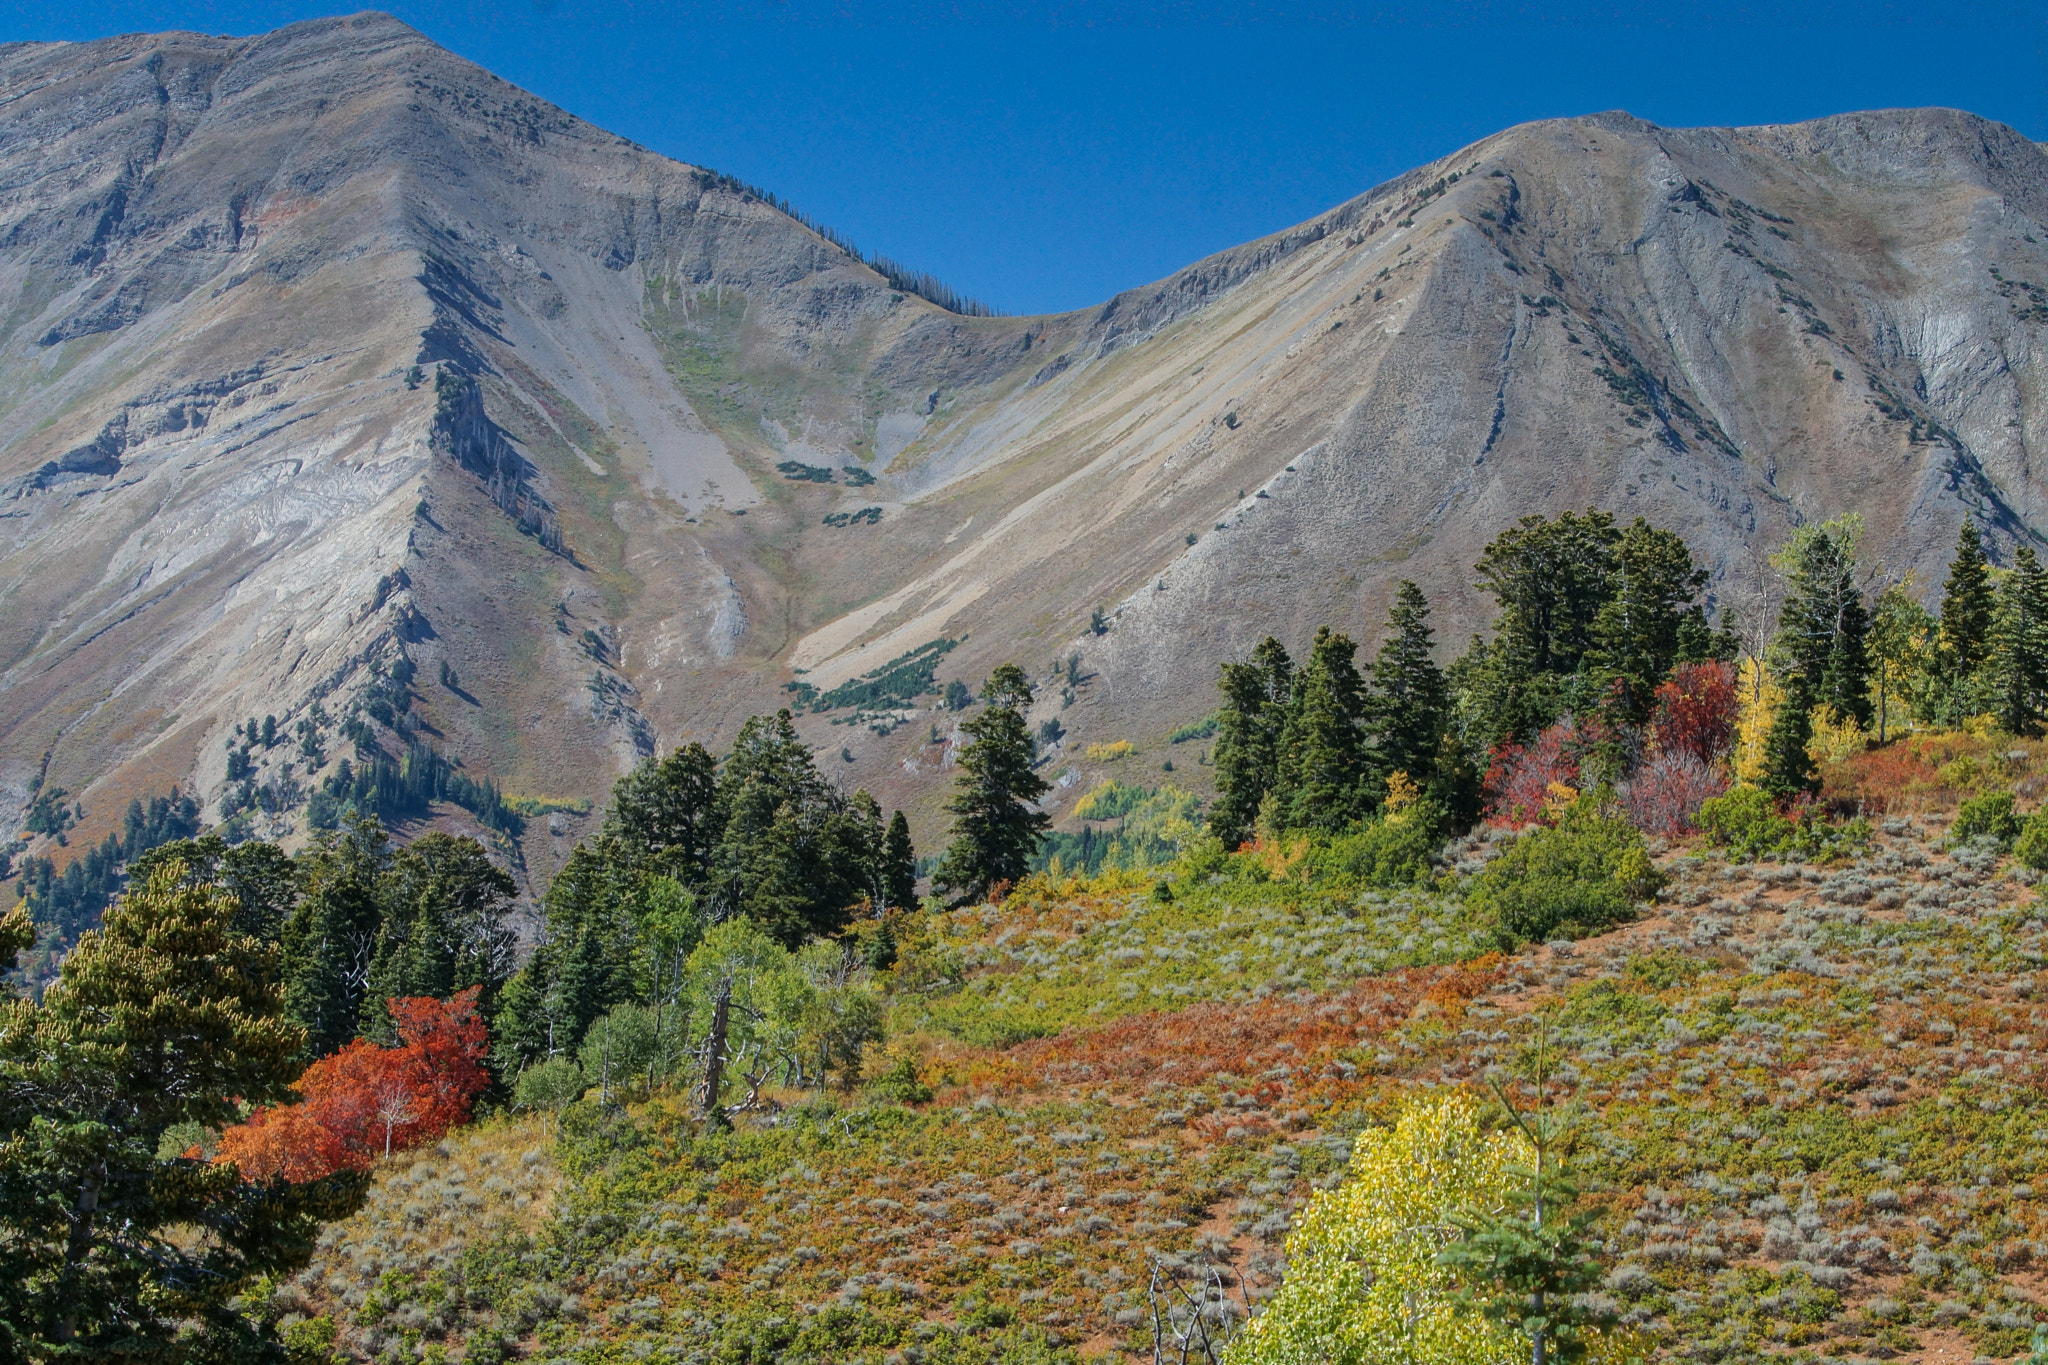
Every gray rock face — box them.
[0,15,2043,868]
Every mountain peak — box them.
[1,17,2043,890]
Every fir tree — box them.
[1474,509,1622,679]
[1673,606,1713,666]
[0,869,361,1358]
[129,834,297,944]
[1760,677,1819,798]
[1774,515,1873,728]
[1273,627,1371,832]
[282,815,391,1058]
[1369,580,1450,787]
[490,841,633,1073]
[882,811,918,910]
[934,664,1051,903]
[1589,518,1708,723]
[1206,637,1293,847]
[1938,517,1997,709]
[361,834,517,1041]
[1990,546,2048,736]
[709,711,872,944]
[1438,1035,1616,1365]
[604,742,719,882]
[1760,517,1871,796]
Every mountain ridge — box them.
[1,12,2045,890]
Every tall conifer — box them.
[1939,518,1997,688]
[0,869,359,1357]
[882,811,918,910]
[1206,637,1293,847]
[1590,518,1709,722]
[1991,546,2048,736]
[282,815,391,1058]
[1764,516,1870,794]
[1369,581,1449,786]
[934,665,1051,903]
[1274,627,1371,832]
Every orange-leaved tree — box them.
[218,987,490,1181]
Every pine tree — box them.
[604,742,720,882]
[934,664,1051,903]
[129,834,298,943]
[1273,627,1371,832]
[1474,509,1622,679]
[0,867,361,1357]
[1990,547,2048,736]
[1774,515,1873,728]
[1760,677,1819,798]
[282,815,391,1058]
[1438,1037,1616,1365]
[1938,518,1997,713]
[882,811,918,910]
[710,711,872,944]
[1369,581,1450,787]
[1206,637,1293,847]
[489,841,633,1073]
[1589,518,1709,723]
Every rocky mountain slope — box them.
[2,12,2045,877]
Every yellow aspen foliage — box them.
[1225,1091,1529,1365]
[1542,780,1581,822]
[1805,704,1866,767]
[1734,655,1783,783]
[1383,770,1422,819]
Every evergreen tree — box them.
[1369,580,1450,787]
[1273,627,1372,832]
[934,664,1051,903]
[361,834,518,1041]
[0,869,361,1358]
[1774,515,1873,728]
[1709,606,1742,664]
[1438,1040,1616,1365]
[492,841,634,1073]
[709,711,872,944]
[1758,516,1869,796]
[282,815,391,1058]
[882,811,918,910]
[1474,510,1622,680]
[604,742,720,882]
[1990,547,2048,736]
[1937,517,1997,716]
[1673,606,1713,666]
[129,834,298,943]
[1589,518,1709,723]
[1206,637,1293,847]
[1760,679,1819,799]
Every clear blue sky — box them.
[11,1,2046,316]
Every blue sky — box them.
[12,1,2047,316]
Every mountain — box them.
[3,12,2046,880]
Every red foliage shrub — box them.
[1619,750,1731,838]
[217,988,490,1182]
[215,1103,353,1183]
[1483,717,1597,827]
[1652,661,1738,764]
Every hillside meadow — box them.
[260,734,2048,1365]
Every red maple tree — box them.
[216,988,491,1182]
[1651,660,1739,764]
[1482,716,1599,827]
